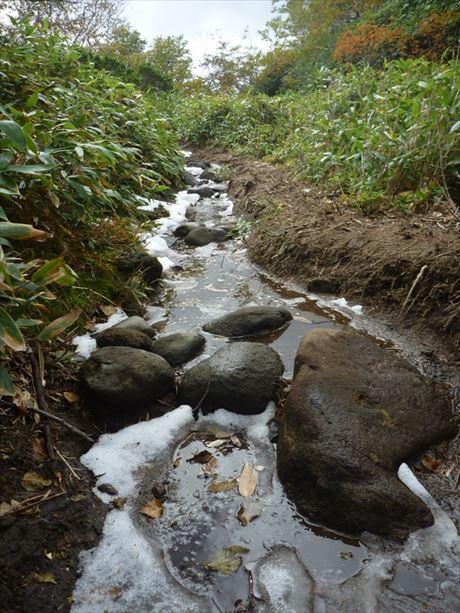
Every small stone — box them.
[98,483,118,496]
[151,483,166,499]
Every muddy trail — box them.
[69,153,459,612]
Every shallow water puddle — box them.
[72,158,459,612]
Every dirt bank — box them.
[195,146,460,359]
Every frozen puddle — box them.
[71,405,366,612]
[72,407,459,613]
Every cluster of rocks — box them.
[79,305,292,421]
[79,154,459,542]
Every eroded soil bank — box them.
[194,146,460,369]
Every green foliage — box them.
[170,58,460,210]
[0,18,183,393]
[145,35,193,87]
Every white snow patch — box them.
[185,165,203,177]
[180,149,192,157]
[72,309,127,358]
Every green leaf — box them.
[0,363,14,396]
[0,222,49,241]
[0,120,26,149]
[0,151,14,170]
[31,258,76,286]
[0,306,25,351]
[16,318,42,328]
[36,308,81,341]
[6,163,54,175]
[67,177,91,200]
[25,92,39,109]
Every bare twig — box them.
[400,265,428,315]
[27,406,95,444]
[26,345,56,461]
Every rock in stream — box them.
[203,305,293,338]
[277,328,458,538]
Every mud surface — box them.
[194,145,460,360]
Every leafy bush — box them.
[169,58,460,210]
[0,18,183,393]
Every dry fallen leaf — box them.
[207,479,237,493]
[421,453,450,477]
[63,391,79,405]
[238,463,258,497]
[237,502,262,526]
[70,494,86,502]
[101,305,118,317]
[140,498,164,519]
[294,315,313,324]
[0,501,13,517]
[187,450,214,464]
[205,439,228,449]
[340,551,353,560]
[21,471,52,492]
[32,437,48,462]
[201,456,218,477]
[31,572,56,585]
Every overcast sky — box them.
[124,0,274,72]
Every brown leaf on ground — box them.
[204,545,249,576]
[237,502,262,525]
[140,498,164,519]
[421,453,454,477]
[187,450,214,464]
[63,391,79,405]
[21,471,52,492]
[201,456,218,476]
[207,479,237,493]
[30,572,56,584]
[32,437,48,462]
[238,463,258,497]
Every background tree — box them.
[0,0,127,46]
[97,24,146,61]
[201,40,262,93]
[145,35,193,86]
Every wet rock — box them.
[151,482,166,499]
[116,252,162,285]
[184,226,228,246]
[150,331,205,367]
[96,327,154,351]
[141,205,168,221]
[79,346,175,416]
[277,328,458,539]
[98,483,118,496]
[187,185,215,199]
[183,170,198,186]
[200,169,219,181]
[307,277,340,294]
[187,158,210,169]
[173,222,199,238]
[178,342,284,414]
[208,182,228,193]
[113,316,156,338]
[203,305,292,338]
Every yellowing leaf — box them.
[21,471,52,492]
[140,498,164,519]
[32,437,48,461]
[207,479,237,493]
[63,391,79,404]
[238,463,258,497]
[204,545,249,576]
[37,308,81,341]
[31,572,56,584]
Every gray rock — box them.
[98,483,118,496]
[184,226,228,246]
[96,327,154,351]
[116,253,162,285]
[203,305,292,338]
[187,185,215,199]
[200,169,219,181]
[79,346,175,415]
[208,182,228,193]
[178,342,284,414]
[150,331,205,367]
[113,316,156,338]
[183,170,198,186]
[187,158,210,169]
[173,222,199,238]
[277,328,458,539]
[307,277,340,294]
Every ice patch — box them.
[144,305,167,325]
[317,296,364,318]
[180,149,192,157]
[185,165,203,177]
[138,198,169,212]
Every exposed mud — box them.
[194,145,460,365]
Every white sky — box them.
[124,0,274,73]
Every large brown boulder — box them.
[277,329,457,539]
